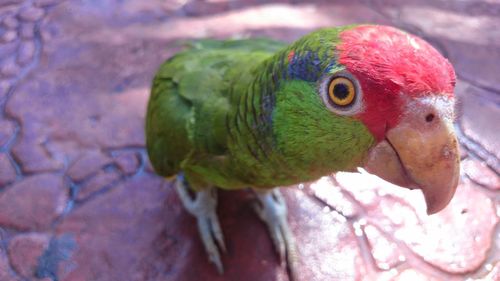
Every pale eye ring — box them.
[319,70,364,116]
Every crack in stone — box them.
[455,123,500,175]
[459,75,500,99]
[463,173,500,196]
[1,5,47,182]
[308,172,498,277]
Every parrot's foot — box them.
[175,176,226,274]
[253,189,299,281]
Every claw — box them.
[175,176,226,274]
[209,213,227,253]
[198,218,224,273]
[253,189,299,281]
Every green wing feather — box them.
[147,29,374,190]
[145,38,286,179]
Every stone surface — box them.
[0,118,15,148]
[456,81,500,161]
[17,40,35,65]
[8,233,50,279]
[0,1,498,281]
[0,246,19,281]
[56,175,171,281]
[363,223,405,270]
[35,0,63,7]
[0,30,17,43]
[113,151,140,175]
[11,139,64,173]
[2,14,19,29]
[309,176,361,218]
[336,172,498,274]
[19,23,35,39]
[0,173,67,230]
[476,262,500,281]
[462,158,500,190]
[0,152,16,186]
[0,41,18,64]
[67,150,113,182]
[76,169,121,201]
[0,57,20,77]
[18,6,45,22]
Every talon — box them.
[175,175,226,274]
[253,189,299,281]
[209,214,227,253]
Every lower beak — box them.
[364,112,460,215]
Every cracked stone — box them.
[56,175,171,281]
[0,173,67,230]
[462,158,500,190]
[456,82,500,160]
[0,152,16,186]
[67,150,113,182]
[19,23,34,39]
[19,6,45,22]
[477,261,500,281]
[2,14,19,29]
[17,40,35,65]
[0,117,15,148]
[11,139,64,173]
[283,188,364,281]
[459,143,468,160]
[76,169,121,201]
[0,245,19,281]
[397,184,495,273]
[309,176,361,218]
[363,223,405,270]
[0,30,17,43]
[113,151,140,175]
[336,172,498,274]
[8,233,51,279]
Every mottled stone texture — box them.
[8,233,51,279]
[0,0,498,281]
[0,173,67,230]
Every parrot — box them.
[145,24,460,279]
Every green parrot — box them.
[146,25,460,278]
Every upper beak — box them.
[363,99,460,214]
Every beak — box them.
[363,98,460,215]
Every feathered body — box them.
[146,27,377,191]
[146,25,460,275]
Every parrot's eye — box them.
[328,77,355,107]
[320,71,363,116]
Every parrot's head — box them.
[279,25,459,214]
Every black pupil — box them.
[334,83,349,100]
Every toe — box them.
[197,218,224,274]
[209,213,226,253]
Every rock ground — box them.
[0,0,498,280]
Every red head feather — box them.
[337,25,456,140]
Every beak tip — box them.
[422,183,458,215]
[426,207,440,216]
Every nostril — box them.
[425,113,435,123]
